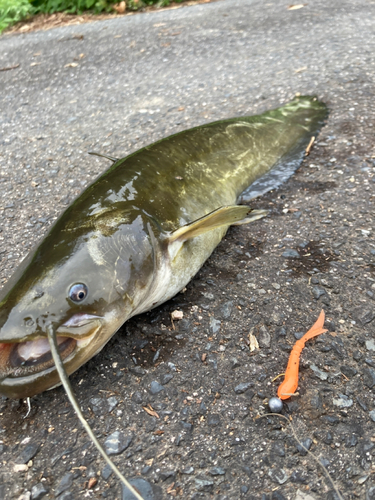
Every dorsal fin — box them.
[88,151,119,163]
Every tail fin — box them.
[302,310,328,342]
[239,96,328,202]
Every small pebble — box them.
[31,482,48,500]
[268,467,289,484]
[282,249,300,258]
[121,477,158,500]
[332,394,353,408]
[104,431,132,456]
[234,382,253,394]
[55,473,73,497]
[171,310,183,320]
[149,381,165,394]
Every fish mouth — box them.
[0,314,102,380]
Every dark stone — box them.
[150,381,165,394]
[31,482,49,499]
[180,421,193,431]
[312,286,326,299]
[178,319,192,332]
[258,326,271,347]
[340,365,357,378]
[181,467,194,475]
[296,438,313,456]
[121,477,162,500]
[220,301,233,319]
[15,442,40,464]
[58,493,74,500]
[357,397,368,411]
[271,492,287,500]
[102,464,113,481]
[231,358,241,369]
[107,396,118,413]
[131,391,143,404]
[160,374,174,385]
[55,473,74,497]
[129,366,146,376]
[208,467,226,476]
[104,431,132,455]
[234,382,253,394]
[282,249,300,258]
[194,476,214,491]
[272,441,285,457]
[357,309,375,325]
[353,350,362,361]
[345,434,358,447]
[290,470,308,483]
[159,470,176,481]
[363,367,375,388]
[326,490,344,500]
[321,415,340,425]
[207,414,221,426]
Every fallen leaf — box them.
[178,106,185,111]
[154,430,164,435]
[143,406,160,419]
[166,483,175,493]
[0,64,20,71]
[65,62,78,68]
[88,477,97,489]
[201,353,207,362]
[288,4,305,10]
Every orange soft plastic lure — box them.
[277,310,327,400]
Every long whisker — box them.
[47,325,144,500]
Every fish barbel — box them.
[0,96,327,399]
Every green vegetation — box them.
[0,0,33,33]
[0,0,188,34]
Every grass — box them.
[0,0,33,33]
[0,0,189,34]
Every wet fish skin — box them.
[0,96,327,399]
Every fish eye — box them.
[69,283,88,303]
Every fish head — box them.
[0,210,155,399]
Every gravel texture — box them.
[0,0,375,499]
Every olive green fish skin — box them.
[0,96,327,399]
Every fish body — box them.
[0,96,327,399]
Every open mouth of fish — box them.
[0,314,102,379]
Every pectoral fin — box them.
[169,206,268,243]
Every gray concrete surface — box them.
[0,0,375,498]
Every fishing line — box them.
[257,413,344,500]
[47,325,144,500]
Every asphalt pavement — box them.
[0,0,375,499]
